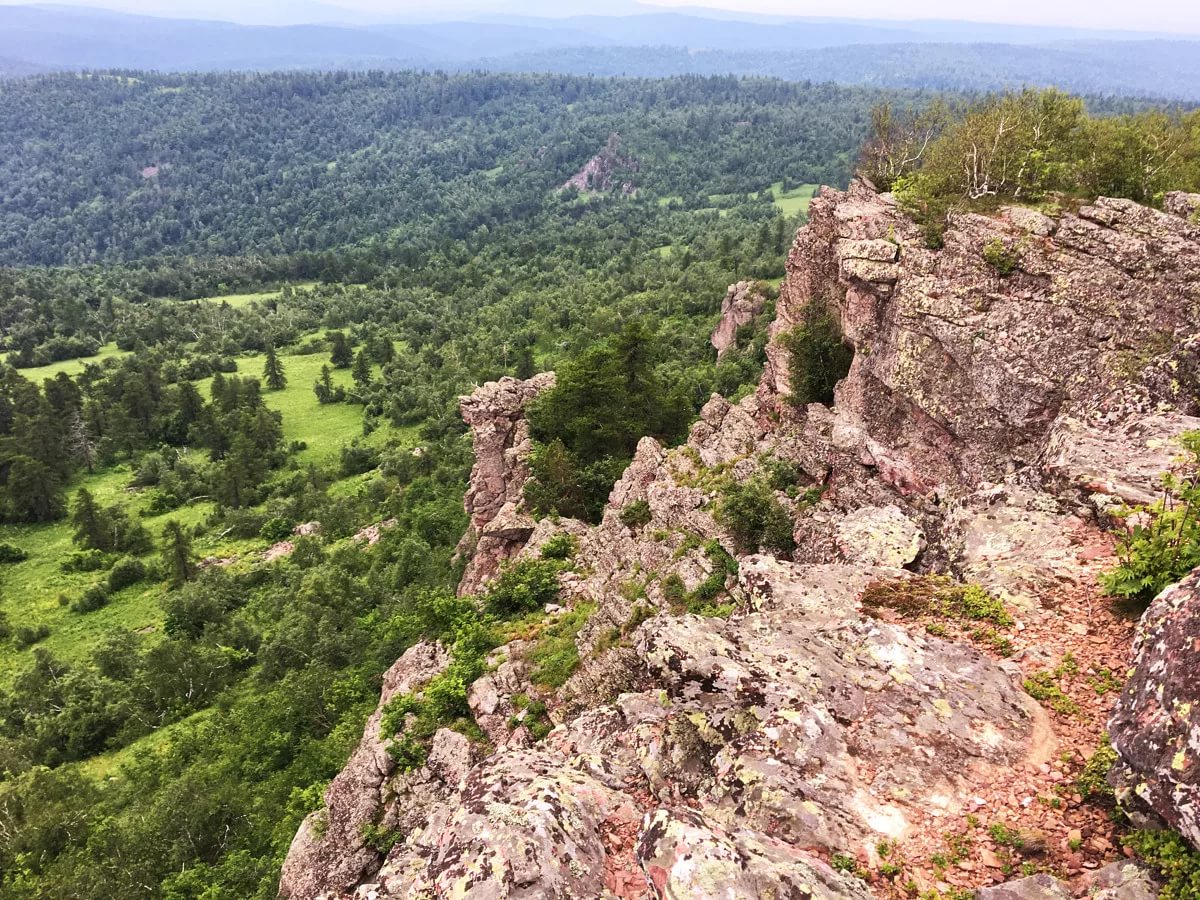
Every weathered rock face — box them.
[278,642,455,900]
[562,132,640,195]
[764,180,1200,491]
[284,183,1200,899]
[1108,567,1200,848]
[710,280,767,358]
[456,372,555,595]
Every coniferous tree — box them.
[161,520,196,586]
[351,350,372,388]
[262,345,287,391]
[71,487,110,551]
[314,365,335,404]
[328,332,352,368]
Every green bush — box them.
[539,532,577,561]
[982,238,1020,276]
[259,516,293,542]
[1101,432,1200,606]
[619,499,652,531]
[60,549,112,573]
[777,303,853,407]
[529,602,595,689]
[1125,830,1200,900]
[71,583,111,614]
[13,623,50,648]
[0,542,28,564]
[483,558,563,617]
[107,556,148,592]
[715,478,796,556]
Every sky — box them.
[4,0,1198,32]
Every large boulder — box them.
[1108,567,1200,847]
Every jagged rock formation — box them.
[764,180,1200,492]
[710,280,767,358]
[282,182,1200,899]
[1108,568,1200,846]
[278,642,458,899]
[456,372,555,595]
[563,133,640,195]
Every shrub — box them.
[1125,830,1200,900]
[60,549,112,573]
[1102,432,1200,605]
[107,556,147,591]
[539,532,577,561]
[71,584,111,614]
[982,238,1020,275]
[483,558,563,617]
[14,623,51,648]
[619,499,652,531]
[715,478,796,556]
[528,602,595,689]
[0,542,28,564]
[777,303,853,407]
[339,442,380,476]
[259,516,293,542]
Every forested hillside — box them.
[0,71,877,267]
[0,69,829,898]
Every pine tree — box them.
[351,350,372,387]
[314,365,335,404]
[161,520,196,586]
[262,344,287,391]
[71,487,111,551]
[328,331,352,368]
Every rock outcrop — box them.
[563,133,640,195]
[764,180,1200,491]
[456,372,555,595]
[283,181,1200,899]
[710,280,767,358]
[278,642,456,899]
[1108,567,1200,847]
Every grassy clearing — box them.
[761,181,819,217]
[191,282,317,308]
[4,342,129,381]
[0,340,413,681]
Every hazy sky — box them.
[4,0,1198,32]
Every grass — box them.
[0,337,413,682]
[190,282,317,309]
[761,181,819,218]
[3,342,129,381]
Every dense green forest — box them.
[0,69,841,898]
[0,71,877,268]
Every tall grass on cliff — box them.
[859,89,1200,245]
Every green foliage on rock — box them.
[1125,830,1200,900]
[778,303,854,407]
[714,478,796,556]
[1102,431,1200,606]
[483,558,564,618]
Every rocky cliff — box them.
[280,183,1200,899]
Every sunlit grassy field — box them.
[0,337,410,681]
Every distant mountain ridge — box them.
[2,4,1199,99]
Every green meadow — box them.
[0,337,410,682]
